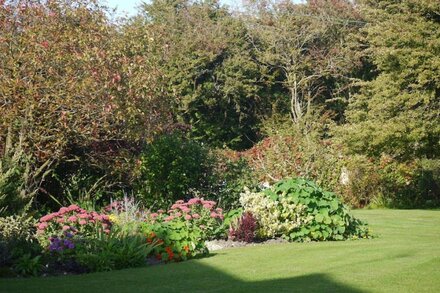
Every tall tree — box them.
[339,0,440,160]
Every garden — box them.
[1,0,439,292]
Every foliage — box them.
[263,178,372,241]
[13,254,43,277]
[140,198,224,261]
[137,132,214,208]
[0,214,39,267]
[338,0,440,161]
[137,0,271,149]
[240,187,311,239]
[73,227,155,272]
[207,150,259,210]
[228,212,258,243]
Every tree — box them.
[339,0,440,160]
[246,0,364,123]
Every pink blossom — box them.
[150,213,159,218]
[203,204,213,209]
[158,209,165,214]
[188,198,201,205]
[180,206,191,213]
[164,216,174,222]
[78,213,89,219]
[210,212,218,218]
[68,216,77,222]
[56,218,65,224]
[67,204,79,211]
[192,213,200,219]
[174,212,182,217]
[167,210,174,214]
[104,229,110,234]
[37,222,48,230]
[203,200,217,206]
[79,220,87,225]
[184,215,192,220]
[40,214,54,222]
[171,204,181,209]
[93,215,103,221]
[102,215,109,221]
[216,208,223,213]
[59,207,69,214]
[62,225,71,231]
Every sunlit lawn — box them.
[2,209,440,293]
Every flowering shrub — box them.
[228,212,258,243]
[141,198,224,261]
[240,188,311,239]
[36,205,111,248]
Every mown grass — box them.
[2,209,439,293]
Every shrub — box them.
[262,178,372,241]
[72,228,155,272]
[228,212,258,243]
[140,198,225,261]
[136,133,214,208]
[0,215,40,267]
[240,188,312,239]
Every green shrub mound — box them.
[263,178,373,241]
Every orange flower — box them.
[183,245,190,253]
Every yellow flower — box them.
[108,214,119,224]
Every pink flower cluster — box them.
[159,198,224,222]
[37,204,112,235]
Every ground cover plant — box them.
[2,210,440,292]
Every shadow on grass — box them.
[1,260,364,293]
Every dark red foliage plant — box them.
[228,212,258,243]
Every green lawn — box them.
[2,209,440,293]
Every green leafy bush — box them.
[73,228,155,272]
[137,133,214,208]
[243,178,372,242]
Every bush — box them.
[228,212,258,243]
[137,133,214,208]
[0,215,40,268]
[139,198,225,261]
[242,178,373,242]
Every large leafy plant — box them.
[263,178,372,241]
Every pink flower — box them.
[188,198,201,205]
[40,214,54,222]
[192,213,200,219]
[150,213,159,218]
[59,207,69,214]
[203,204,213,209]
[180,206,191,213]
[174,212,182,217]
[203,200,217,206]
[184,215,192,220]
[62,225,71,231]
[68,216,77,222]
[67,204,79,211]
[158,209,165,214]
[210,212,218,218]
[37,222,48,230]
[93,215,103,221]
[104,229,110,234]
[79,220,87,225]
[56,218,65,224]
[102,215,109,221]
[164,216,174,222]
[167,210,174,214]
[216,208,223,213]
[78,213,89,219]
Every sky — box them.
[105,0,241,16]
